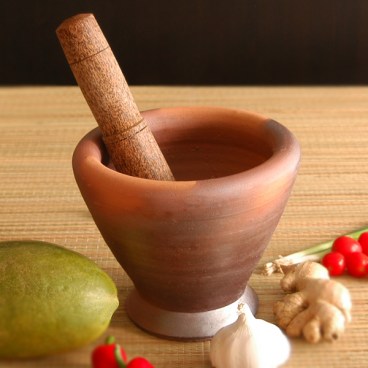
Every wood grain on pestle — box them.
[56,13,174,181]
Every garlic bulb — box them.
[210,304,291,368]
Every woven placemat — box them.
[0,86,367,367]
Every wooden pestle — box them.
[56,13,174,181]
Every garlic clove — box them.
[210,304,291,368]
[253,318,291,368]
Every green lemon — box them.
[0,240,119,358]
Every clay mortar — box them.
[72,106,300,340]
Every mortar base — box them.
[125,286,258,341]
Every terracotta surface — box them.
[72,106,300,338]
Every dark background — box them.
[1,1,367,85]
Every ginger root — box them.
[273,261,352,343]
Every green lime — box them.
[0,240,119,358]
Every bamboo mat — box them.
[0,86,368,367]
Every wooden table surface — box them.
[1,86,368,367]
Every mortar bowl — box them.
[72,106,300,340]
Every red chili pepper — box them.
[91,336,128,368]
[127,357,154,368]
[91,337,154,368]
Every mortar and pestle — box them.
[57,14,300,340]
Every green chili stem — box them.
[262,226,368,275]
[105,336,116,345]
[114,344,127,368]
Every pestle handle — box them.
[56,13,174,181]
